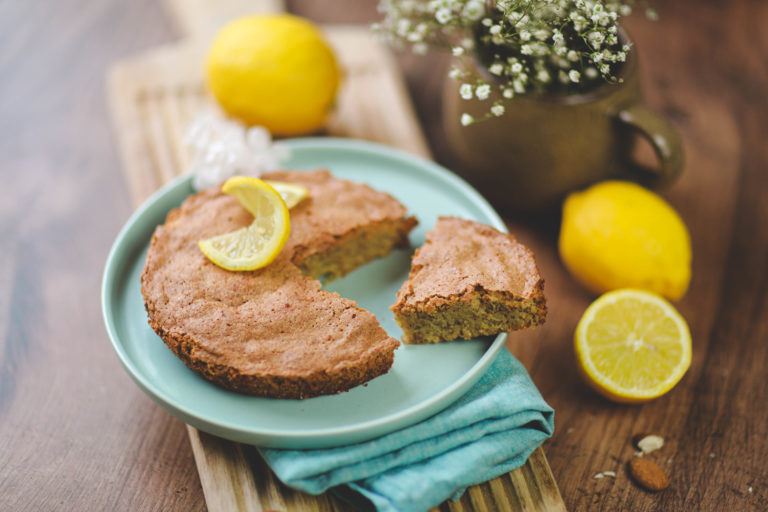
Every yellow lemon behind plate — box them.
[559,181,692,301]
[198,177,290,271]
[575,288,692,403]
[206,14,340,136]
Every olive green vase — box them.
[443,43,684,212]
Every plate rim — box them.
[102,137,510,447]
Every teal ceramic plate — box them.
[102,138,508,449]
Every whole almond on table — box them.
[628,458,670,492]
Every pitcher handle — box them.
[617,104,685,187]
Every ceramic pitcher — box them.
[442,44,684,212]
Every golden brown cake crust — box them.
[141,170,415,399]
[391,217,547,344]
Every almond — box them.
[628,458,670,492]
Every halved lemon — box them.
[198,176,290,271]
[575,288,692,403]
[263,180,309,208]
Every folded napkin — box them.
[259,349,554,512]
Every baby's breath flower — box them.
[461,113,474,125]
[435,8,452,24]
[475,83,491,100]
[406,31,423,42]
[395,18,410,37]
[375,0,646,122]
[588,31,605,49]
[462,0,485,21]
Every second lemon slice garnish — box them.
[263,180,309,208]
[575,288,692,403]
[198,176,290,271]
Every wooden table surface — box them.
[1,0,766,511]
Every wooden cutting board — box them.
[106,1,565,510]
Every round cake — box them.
[141,170,416,399]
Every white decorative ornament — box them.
[185,111,291,192]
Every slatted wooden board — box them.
[106,1,565,510]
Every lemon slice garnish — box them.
[198,176,290,271]
[263,180,309,209]
[575,288,692,403]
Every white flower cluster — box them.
[374,0,645,123]
[185,111,291,191]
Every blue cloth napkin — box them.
[259,349,554,512]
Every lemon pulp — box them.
[263,180,309,209]
[575,288,692,403]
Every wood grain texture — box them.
[1,0,767,511]
[187,427,265,512]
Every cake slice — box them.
[391,217,547,344]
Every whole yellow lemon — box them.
[559,181,692,301]
[206,14,340,136]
